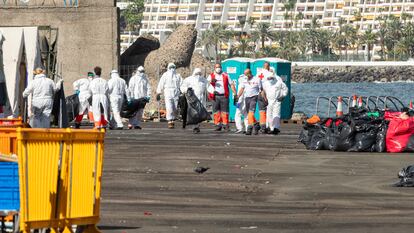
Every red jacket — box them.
[208,72,230,100]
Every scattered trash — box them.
[144,211,153,216]
[394,165,414,187]
[194,166,209,174]
[265,181,270,184]
[240,226,258,230]
[225,142,231,147]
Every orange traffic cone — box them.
[358,96,363,108]
[336,96,343,117]
[352,95,357,107]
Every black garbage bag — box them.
[51,83,69,128]
[179,94,188,128]
[0,82,7,106]
[394,165,414,187]
[375,122,388,153]
[308,124,329,150]
[120,97,147,119]
[65,94,80,123]
[348,122,379,152]
[329,122,355,151]
[185,88,211,125]
[348,131,376,152]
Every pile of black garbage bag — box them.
[299,108,388,152]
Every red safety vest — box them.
[209,72,230,99]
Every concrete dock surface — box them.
[99,122,414,233]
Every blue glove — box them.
[75,90,80,96]
[236,103,241,108]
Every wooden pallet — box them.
[282,119,305,125]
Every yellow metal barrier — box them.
[17,128,69,233]
[0,128,18,156]
[15,128,105,233]
[64,129,105,233]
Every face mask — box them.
[215,68,222,73]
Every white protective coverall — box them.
[22,74,61,128]
[108,70,130,128]
[234,74,249,132]
[180,68,208,106]
[89,75,110,128]
[157,63,182,122]
[73,77,92,117]
[180,68,208,129]
[262,75,288,130]
[128,66,151,127]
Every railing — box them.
[0,0,78,7]
[315,95,406,117]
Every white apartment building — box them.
[140,0,414,40]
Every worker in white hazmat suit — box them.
[73,72,94,128]
[180,68,208,134]
[89,66,110,129]
[108,70,130,130]
[22,68,62,128]
[156,63,183,129]
[234,70,250,134]
[128,66,151,129]
[262,68,288,135]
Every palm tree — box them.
[198,24,228,63]
[234,35,254,57]
[283,0,297,30]
[396,21,414,59]
[377,16,388,60]
[295,12,304,29]
[385,15,402,60]
[255,22,273,49]
[361,28,377,61]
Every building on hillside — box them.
[139,0,414,60]
[141,0,414,36]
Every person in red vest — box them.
[208,63,236,132]
[256,62,273,133]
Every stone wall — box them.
[0,5,119,92]
[292,65,414,83]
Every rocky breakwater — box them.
[292,65,414,83]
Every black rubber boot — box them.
[272,128,281,135]
[245,126,253,135]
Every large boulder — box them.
[120,34,160,66]
[144,24,198,111]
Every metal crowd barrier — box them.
[315,95,406,117]
[0,128,105,233]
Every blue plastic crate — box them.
[0,162,19,210]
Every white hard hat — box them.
[110,70,118,74]
[193,68,202,76]
[137,66,145,72]
[168,63,176,69]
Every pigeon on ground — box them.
[194,166,210,174]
